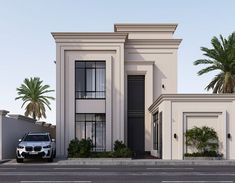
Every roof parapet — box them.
[114,23,177,33]
[149,94,235,112]
[114,23,179,39]
[51,32,128,43]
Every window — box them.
[153,112,158,150]
[75,113,106,151]
[23,135,49,142]
[75,61,105,99]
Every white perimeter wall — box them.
[0,111,55,160]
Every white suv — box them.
[16,132,56,163]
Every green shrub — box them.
[67,138,80,158]
[113,140,132,158]
[91,151,113,158]
[68,139,132,158]
[67,138,92,158]
[79,138,92,158]
[113,147,132,158]
[185,126,219,154]
[114,140,126,151]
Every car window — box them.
[23,135,50,142]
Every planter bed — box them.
[184,156,223,160]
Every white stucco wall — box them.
[149,94,235,160]
[53,32,127,156]
[52,24,181,157]
[0,110,56,160]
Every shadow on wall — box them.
[0,110,56,160]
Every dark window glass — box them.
[86,69,96,91]
[86,114,96,121]
[95,122,106,151]
[23,135,49,142]
[86,62,96,68]
[153,112,158,150]
[75,122,85,139]
[96,62,105,68]
[75,61,106,99]
[76,114,85,121]
[96,69,105,91]
[75,62,85,68]
[75,113,106,151]
[75,69,85,91]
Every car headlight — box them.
[43,145,51,148]
[17,145,24,149]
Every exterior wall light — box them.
[173,133,177,139]
[227,133,231,139]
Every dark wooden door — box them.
[127,75,145,158]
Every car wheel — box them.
[16,158,23,163]
[47,153,54,162]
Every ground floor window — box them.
[75,113,106,151]
[153,112,158,150]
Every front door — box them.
[127,75,145,158]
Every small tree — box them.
[15,77,55,120]
[194,32,235,93]
[185,126,219,154]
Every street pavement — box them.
[0,159,235,182]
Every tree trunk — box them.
[33,112,36,120]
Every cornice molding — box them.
[51,32,128,43]
[149,94,235,112]
[126,39,182,45]
[114,23,178,33]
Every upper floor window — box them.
[75,61,105,99]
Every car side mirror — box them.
[51,139,55,142]
[18,139,22,142]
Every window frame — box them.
[75,61,106,99]
[153,112,159,150]
[75,113,106,151]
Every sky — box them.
[0,0,234,125]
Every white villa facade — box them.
[52,24,235,159]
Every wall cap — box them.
[51,32,128,43]
[114,23,178,33]
[0,110,9,116]
[149,94,235,112]
[7,114,36,122]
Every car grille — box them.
[34,146,42,152]
[25,146,33,152]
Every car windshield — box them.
[23,135,50,142]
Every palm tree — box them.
[15,77,55,120]
[194,32,235,93]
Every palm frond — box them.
[16,77,54,120]
[195,32,235,93]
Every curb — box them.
[58,159,235,166]
[0,159,10,164]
